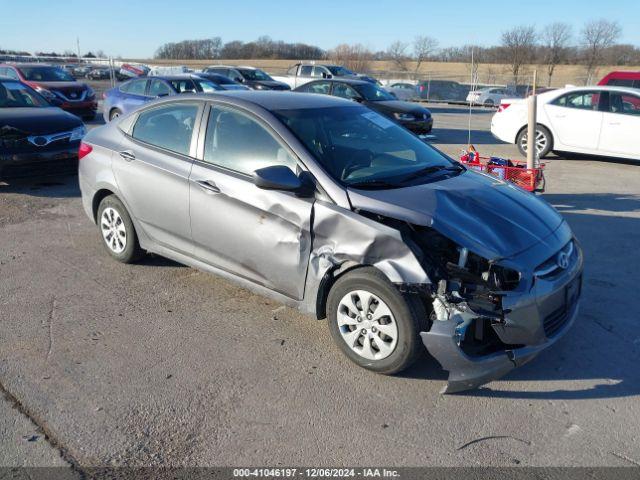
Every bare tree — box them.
[501,25,537,81]
[413,35,438,74]
[581,19,622,82]
[328,44,372,72]
[387,41,410,71]
[542,23,572,86]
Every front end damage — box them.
[308,195,583,393]
[413,220,583,393]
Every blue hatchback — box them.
[102,74,223,122]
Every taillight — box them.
[498,103,511,113]
[78,142,93,159]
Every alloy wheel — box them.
[337,290,398,361]
[100,207,127,254]
[519,130,547,155]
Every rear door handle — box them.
[555,114,567,119]
[119,150,135,161]
[608,122,621,126]
[195,180,221,194]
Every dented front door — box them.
[189,162,313,300]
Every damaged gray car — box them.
[78,92,583,393]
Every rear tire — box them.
[484,99,495,107]
[327,267,427,375]
[516,125,553,159]
[97,195,143,263]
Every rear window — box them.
[132,103,199,155]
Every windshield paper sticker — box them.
[362,112,395,129]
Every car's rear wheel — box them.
[109,108,122,121]
[484,99,495,107]
[97,195,143,263]
[517,125,553,159]
[327,267,427,375]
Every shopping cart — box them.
[460,147,545,192]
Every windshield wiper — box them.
[399,164,464,183]
[348,179,402,189]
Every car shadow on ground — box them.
[0,174,80,198]
[430,128,502,146]
[553,152,640,167]
[425,105,496,115]
[403,192,640,400]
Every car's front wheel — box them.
[327,267,427,375]
[517,125,553,158]
[97,195,143,263]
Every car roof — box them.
[207,65,257,70]
[147,91,357,111]
[556,85,640,95]
[143,74,203,81]
[307,78,370,86]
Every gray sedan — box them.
[78,92,583,393]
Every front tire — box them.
[327,267,427,375]
[97,195,143,263]
[517,125,553,158]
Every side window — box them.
[300,65,313,76]
[148,79,173,97]
[121,80,147,96]
[607,78,634,87]
[311,66,327,78]
[229,69,243,82]
[332,83,359,100]
[204,107,298,175]
[307,82,331,94]
[131,103,199,155]
[552,92,600,110]
[609,93,640,116]
[169,79,196,93]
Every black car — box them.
[0,77,85,178]
[417,80,468,102]
[204,65,290,90]
[295,79,433,134]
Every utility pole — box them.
[526,70,537,169]
[76,37,81,61]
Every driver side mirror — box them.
[321,72,333,79]
[253,165,313,196]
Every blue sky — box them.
[1,0,639,58]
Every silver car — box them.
[78,92,583,393]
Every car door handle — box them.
[195,180,221,194]
[119,150,135,162]
[554,114,567,119]
[608,122,621,126]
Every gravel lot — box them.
[1,102,639,470]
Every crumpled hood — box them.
[0,107,83,135]
[347,169,564,260]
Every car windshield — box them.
[327,66,354,76]
[355,83,396,101]
[274,105,460,188]
[0,81,48,108]
[18,66,75,82]
[239,69,272,81]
